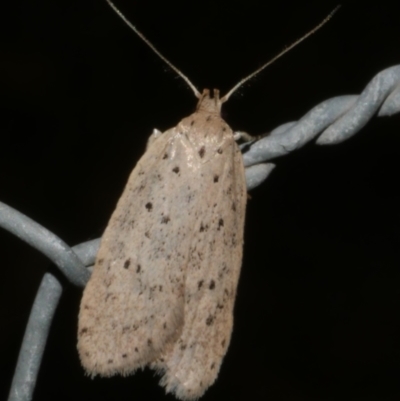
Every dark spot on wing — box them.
[213,175,219,183]
[137,264,141,273]
[199,223,208,232]
[161,216,170,224]
[198,146,205,158]
[172,166,180,174]
[206,315,214,325]
[124,259,131,269]
[209,280,215,290]
[145,202,153,211]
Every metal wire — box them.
[0,202,90,287]
[4,239,99,401]
[7,274,62,401]
[242,64,400,167]
[2,64,399,401]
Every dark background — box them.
[1,0,400,400]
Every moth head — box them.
[196,89,223,114]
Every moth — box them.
[78,1,338,399]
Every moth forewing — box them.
[78,90,247,399]
[154,146,246,399]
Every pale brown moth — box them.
[78,2,339,399]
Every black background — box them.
[1,0,400,400]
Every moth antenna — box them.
[105,0,201,98]
[221,5,341,103]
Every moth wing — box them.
[153,137,247,400]
[78,127,205,376]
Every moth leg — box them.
[146,128,163,149]
[234,131,269,146]
[233,130,257,142]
